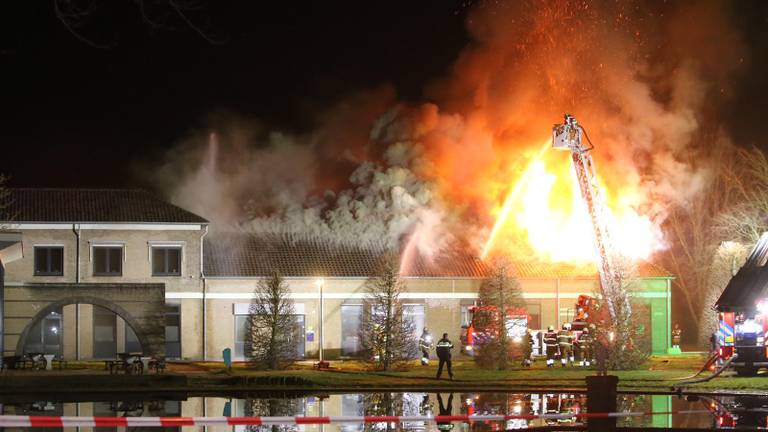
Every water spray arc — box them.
[481,141,551,260]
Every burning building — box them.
[1,189,672,362]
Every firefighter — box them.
[577,327,593,367]
[522,329,534,367]
[672,323,682,349]
[419,328,433,366]
[435,333,454,380]
[558,324,574,367]
[544,325,559,367]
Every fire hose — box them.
[672,353,738,390]
[669,352,721,382]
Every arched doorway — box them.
[15,297,150,358]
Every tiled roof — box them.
[2,188,208,224]
[204,232,672,279]
[203,233,490,278]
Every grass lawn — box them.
[8,354,768,394]
[183,353,768,392]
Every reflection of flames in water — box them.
[482,139,662,264]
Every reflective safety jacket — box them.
[576,332,592,348]
[557,330,573,348]
[419,333,433,351]
[543,331,559,347]
[435,338,454,359]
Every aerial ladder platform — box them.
[551,114,629,322]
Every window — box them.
[234,310,305,360]
[125,324,142,353]
[403,304,425,340]
[152,247,182,276]
[525,303,541,330]
[460,304,472,327]
[34,246,63,276]
[93,246,122,276]
[341,304,363,357]
[165,304,181,358]
[23,308,62,356]
[93,306,117,359]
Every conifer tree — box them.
[360,255,416,371]
[246,271,298,369]
[474,258,525,370]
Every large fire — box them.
[482,138,663,264]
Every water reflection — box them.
[710,395,768,429]
[1,391,763,431]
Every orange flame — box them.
[481,140,550,260]
[482,139,662,264]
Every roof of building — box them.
[203,233,489,278]
[716,233,768,312]
[2,188,208,224]
[204,232,673,279]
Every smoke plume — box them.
[154,0,746,263]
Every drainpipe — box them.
[667,278,672,352]
[72,224,81,283]
[72,224,81,360]
[200,225,209,361]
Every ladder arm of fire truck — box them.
[552,114,626,322]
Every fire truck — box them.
[715,232,768,376]
[460,305,529,355]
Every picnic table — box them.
[105,353,166,374]
[1,354,67,371]
[25,353,47,370]
[105,352,143,375]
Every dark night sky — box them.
[1,1,767,189]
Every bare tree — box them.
[716,146,768,243]
[662,134,745,342]
[697,146,768,344]
[359,255,416,371]
[474,258,525,370]
[699,242,750,347]
[246,271,298,369]
[53,0,222,48]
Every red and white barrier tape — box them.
[0,411,711,427]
